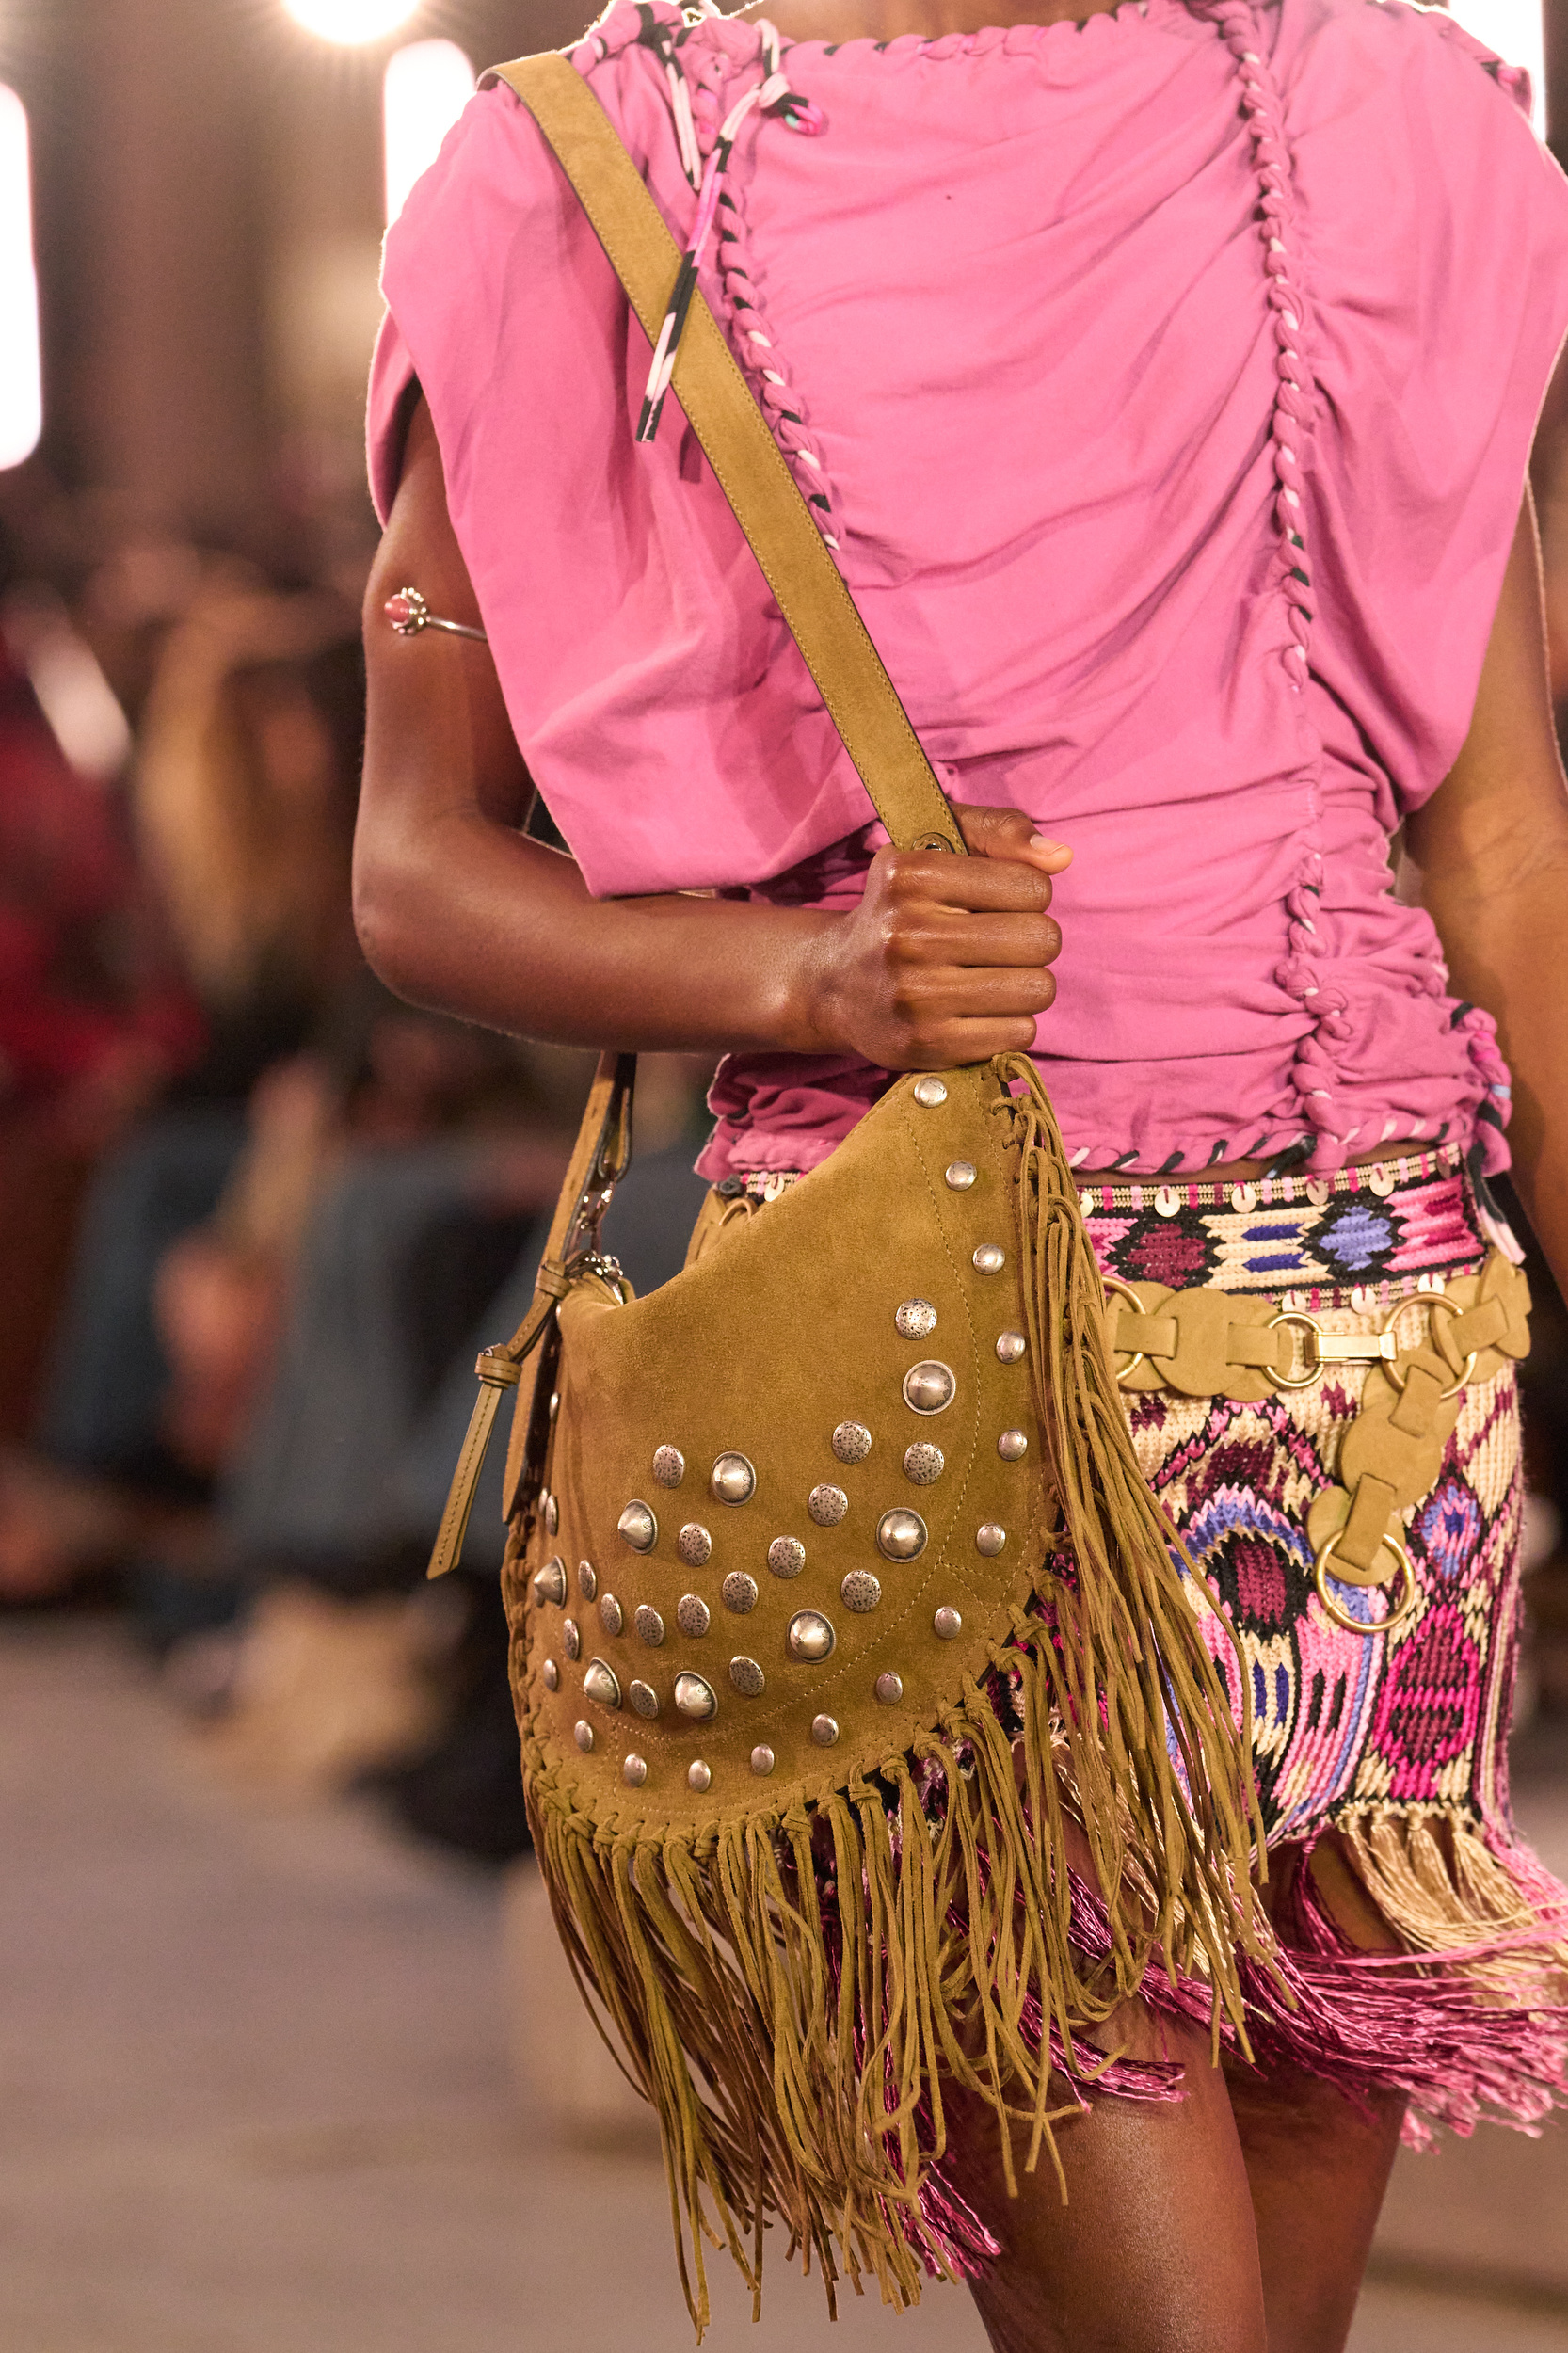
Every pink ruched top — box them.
[369,0,1568,1180]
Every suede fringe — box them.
[520,1056,1279,2334]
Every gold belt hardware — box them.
[1103,1252,1530,1636]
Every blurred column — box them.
[56,0,271,540]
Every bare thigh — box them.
[941,2013,1402,2353]
[941,2000,1268,2353]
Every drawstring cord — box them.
[636,28,823,444]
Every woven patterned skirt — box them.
[713,1147,1568,2286]
[1070,1155,1566,2105]
[833,1148,1568,2274]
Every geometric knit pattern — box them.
[1089,1168,1520,1845]
[1126,1363,1522,1846]
[1085,1158,1497,1310]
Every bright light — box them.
[1448,0,1547,135]
[384,40,475,224]
[283,0,420,45]
[0,86,41,472]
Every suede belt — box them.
[1103,1250,1530,1635]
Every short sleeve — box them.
[367,309,418,525]
[1274,0,1568,807]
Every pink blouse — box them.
[370,0,1568,1179]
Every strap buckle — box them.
[1264,1309,1397,1388]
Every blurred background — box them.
[0,1,1566,2347]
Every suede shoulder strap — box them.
[483,50,966,858]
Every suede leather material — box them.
[508,1062,1059,1830]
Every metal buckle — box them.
[565,1248,629,1303]
[1264,1309,1398,1389]
[1381,1291,1475,1401]
[1313,1529,1416,1638]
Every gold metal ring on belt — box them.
[1101,1274,1149,1385]
[1381,1290,1476,1401]
[1312,1529,1417,1638]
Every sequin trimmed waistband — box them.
[1086,1152,1518,1311]
[728,1141,1521,1314]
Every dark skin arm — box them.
[1403,491,1568,1302]
[354,398,1069,1074]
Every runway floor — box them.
[1,1617,1565,2353]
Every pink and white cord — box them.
[635,28,824,446]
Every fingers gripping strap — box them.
[485,52,966,858]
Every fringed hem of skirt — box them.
[906,1804,1568,2271]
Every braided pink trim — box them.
[1194,0,1315,692]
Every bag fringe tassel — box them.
[518,1055,1277,2334]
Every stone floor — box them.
[0,1617,1564,2353]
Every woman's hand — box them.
[805,809,1069,1070]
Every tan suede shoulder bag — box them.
[429,51,1264,2329]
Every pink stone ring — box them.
[383,585,488,644]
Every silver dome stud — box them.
[598,1593,624,1637]
[768,1536,806,1579]
[634,1605,664,1646]
[533,1558,567,1607]
[998,1430,1029,1463]
[617,1500,657,1552]
[995,1331,1028,1365]
[729,1656,766,1698]
[674,1672,718,1721]
[877,1508,928,1561]
[808,1483,849,1528]
[903,1361,956,1415]
[623,1754,648,1787]
[722,1571,759,1614]
[912,1076,948,1108]
[676,1593,711,1639]
[577,1560,598,1602]
[972,1243,1006,1276]
[945,1160,977,1191]
[895,1298,938,1340]
[934,1607,963,1641]
[811,1714,840,1746]
[975,1524,1008,1558]
[583,1657,621,1709]
[687,1760,712,1792]
[831,1421,872,1465]
[652,1446,685,1488]
[787,1609,837,1663]
[677,1523,712,1567]
[750,1745,776,1777]
[541,1658,560,1691]
[874,1671,904,1706]
[543,1493,560,1535]
[629,1679,660,1719]
[562,1618,581,1662]
[840,1571,882,1613]
[573,1721,594,1752]
[903,1442,945,1486]
[711,1452,757,1506]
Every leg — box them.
[1224,1834,1407,2353]
[942,2001,1269,2353]
[1224,2057,1404,2353]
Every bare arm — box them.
[354,398,1068,1071]
[1403,492,1568,1300]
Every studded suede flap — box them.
[514,1064,1057,1830]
